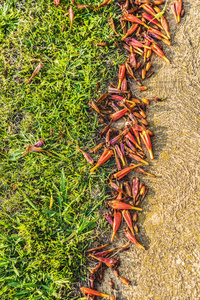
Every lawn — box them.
[0,0,123,299]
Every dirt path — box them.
[99,1,200,299]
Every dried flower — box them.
[54,0,60,7]
[175,0,182,23]
[89,142,105,153]
[140,129,154,159]
[94,0,113,11]
[113,269,119,277]
[80,287,111,298]
[86,243,110,253]
[113,147,122,171]
[141,4,156,16]
[122,210,135,235]
[90,148,113,172]
[132,212,138,222]
[113,164,142,181]
[108,17,119,37]
[121,14,148,28]
[118,64,126,89]
[120,276,130,285]
[27,63,44,84]
[151,44,170,63]
[124,228,145,250]
[34,138,45,147]
[102,212,114,228]
[125,131,142,150]
[142,13,163,29]
[132,177,140,200]
[95,247,118,257]
[124,181,132,197]
[23,144,52,156]
[108,200,143,211]
[111,210,122,242]
[76,146,94,165]
[110,108,128,121]
[121,24,138,40]
[109,181,128,197]
[89,255,118,268]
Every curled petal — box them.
[122,210,135,235]
[110,108,128,121]
[86,243,110,253]
[121,24,138,40]
[124,228,145,250]
[102,212,114,228]
[161,16,171,39]
[89,142,105,153]
[80,287,111,298]
[89,255,118,268]
[111,210,122,242]
[76,146,94,165]
[90,149,113,172]
[108,200,143,211]
[120,276,130,285]
[141,4,156,16]
[113,164,142,181]
[34,138,45,147]
[23,144,52,156]
[121,14,148,28]
[151,44,170,63]
[132,178,140,200]
[142,13,163,29]
[118,64,126,89]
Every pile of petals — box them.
[22,1,185,298]
[64,0,185,97]
[54,0,185,299]
[78,89,151,298]
[77,0,185,298]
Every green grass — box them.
[0,0,125,299]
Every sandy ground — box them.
[95,1,200,299]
